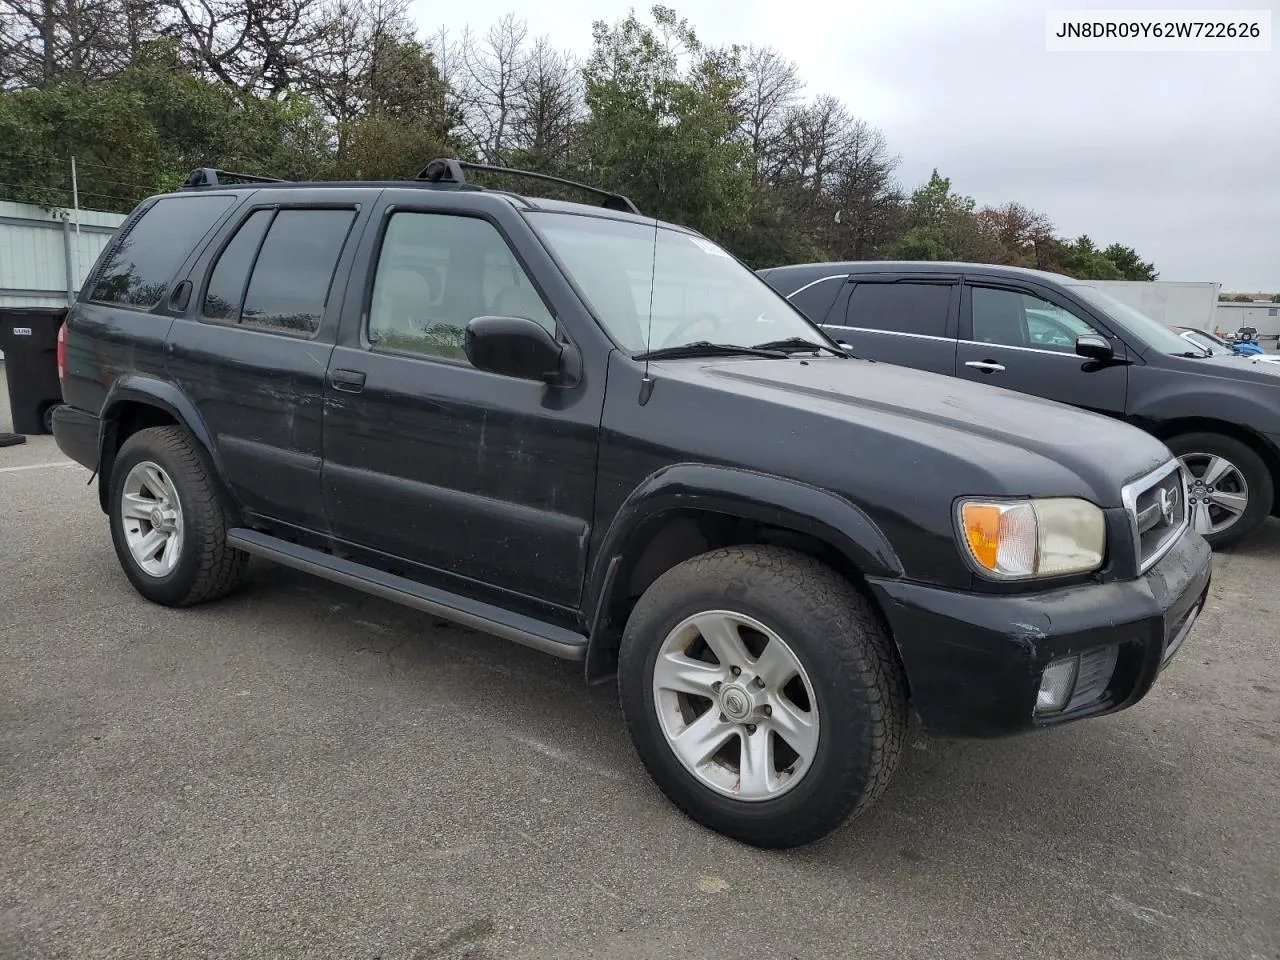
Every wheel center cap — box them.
[720,683,753,722]
[149,507,166,530]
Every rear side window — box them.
[203,210,273,321]
[787,276,845,323]
[202,208,356,337]
[88,195,236,310]
[843,282,953,338]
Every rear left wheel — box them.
[107,426,248,606]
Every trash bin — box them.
[0,307,67,435]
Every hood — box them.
[663,356,1172,505]
[1180,352,1280,382]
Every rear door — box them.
[955,278,1129,416]
[166,190,371,536]
[821,274,960,376]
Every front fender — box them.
[1129,382,1280,437]
[95,376,233,511]
[582,462,903,680]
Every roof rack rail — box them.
[416,158,641,216]
[181,167,287,189]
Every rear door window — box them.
[88,195,236,310]
[199,207,356,337]
[843,282,953,338]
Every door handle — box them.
[964,360,1006,373]
[329,369,366,393]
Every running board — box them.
[226,528,588,660]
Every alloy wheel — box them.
[119,460,184,577]
[651,610,820,802]
[1179,452,1249,536]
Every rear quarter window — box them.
[88,195,237,310]
[787,276,845,323]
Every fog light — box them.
[1067,645,1119,712]
[1036,657,1079,715]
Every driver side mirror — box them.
[1075,334,1114,361]
[465,316,579,385]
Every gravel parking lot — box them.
[2,367,1278,960]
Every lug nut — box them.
[753,676,766,688]
[712,681,722,692]
[719,713,728,723]
[762,705,772,717]
[730,665,741,676]
[745,724,757,734]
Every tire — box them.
[107,425,248,606]
[41,402,59,435]
[1166,432,1274,550]
[617,545,907,849]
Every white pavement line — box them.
[0,460,76,474]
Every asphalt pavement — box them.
[2,366,1278,960]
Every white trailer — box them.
[1082,280,1221,331]
[1214,301,1280,339]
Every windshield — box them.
[527,212,827,353]
[1068,284,1197,355]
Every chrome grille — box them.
[1122,460,1189,573]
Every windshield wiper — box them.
[750,337,851,357]
[634,340,788,361]
[1173,350,1210,358]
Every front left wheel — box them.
[107,426,248,607]
[617,545,907,849]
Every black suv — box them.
[759,260,1280,549]
[53,162,1211,848]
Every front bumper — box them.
[51,404,100,471]
[867,529,1211,738]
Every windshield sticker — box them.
[686,235,732,258]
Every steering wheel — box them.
[659,312,724,349]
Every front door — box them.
[954,281,1129,417]
[321,202,604,618]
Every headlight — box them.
[956,497,1105,580]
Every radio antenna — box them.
[639,202,659,405]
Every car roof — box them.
[762,260,1081,286]
[154,159,691,234]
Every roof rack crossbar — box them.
[416,158,641,216]
[182,167,288,188]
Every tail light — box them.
[57,321,67,383]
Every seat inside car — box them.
[972,289,1028,347]
[373,266,434,338]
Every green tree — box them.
[0,81,167,210]
[580,5,751,240]
[896,169,994,262]
[1101,242,1158,281]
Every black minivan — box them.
[759,261,1280,549]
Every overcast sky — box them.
[412,0,1279,291]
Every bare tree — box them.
[734,45,802,184]
[158,0,339,97]
[974,201,1055,264]
[508,35,581,169]
[454,13,528,164]
[1,0,159,88]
